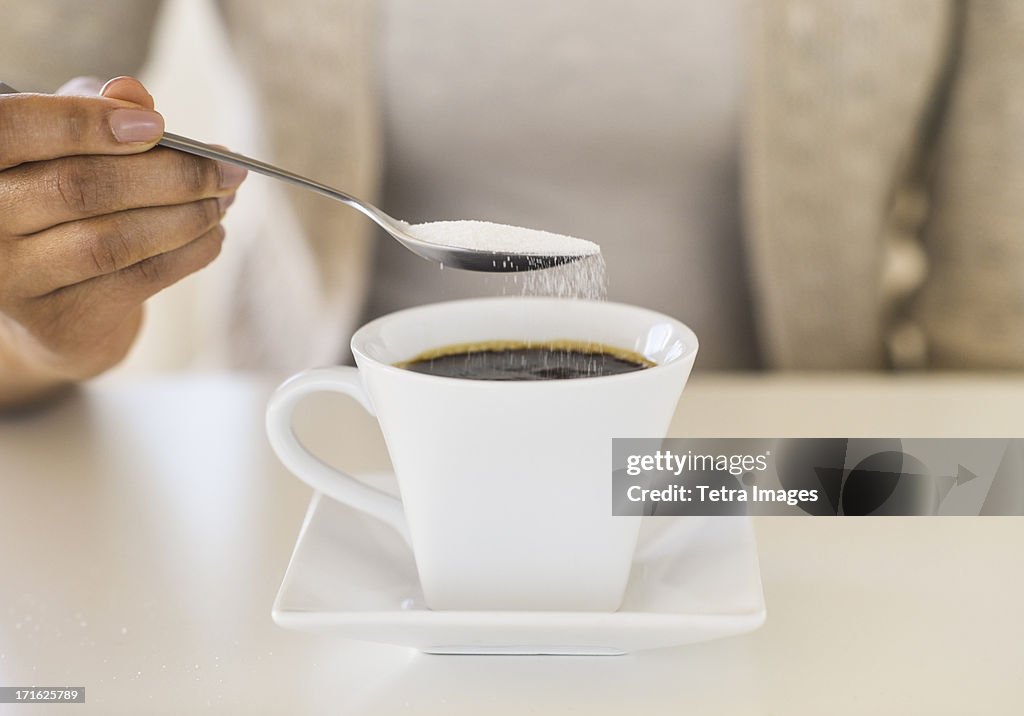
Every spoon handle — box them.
[157,132,383,222]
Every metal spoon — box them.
[0,82,578,272]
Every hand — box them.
[0,76,246,408]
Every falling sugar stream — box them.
[410,219,611,377]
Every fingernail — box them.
[218,193,236,214]
[109,108,163,143]
[101,76,137,96]
[219,163,247,189]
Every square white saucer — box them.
[272,473,766,655]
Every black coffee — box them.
[396,340,653,381]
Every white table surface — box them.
[1,373,1021,715]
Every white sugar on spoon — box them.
[405,220,608,301]
[404,221,600,260]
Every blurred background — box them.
[2,0,1022,376]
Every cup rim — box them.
[349,297,698,387]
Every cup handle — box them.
[265,367,411,545]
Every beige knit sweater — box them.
[1,0,1020,370]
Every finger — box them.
[101,76,155,110]
[0,93,164,170]
[48,224,227,319]
[10,196,231,295]
[2,147,246,234]
[98,223,227,303]
[17,225,224,364]
[56,76,105,97]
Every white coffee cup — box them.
[266,297,697,611]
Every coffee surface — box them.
[397,340,653,381]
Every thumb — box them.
[100,76,156,110]
[0,77,164,170]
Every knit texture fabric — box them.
[743,0,952,368]
[912,1,1024,367]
